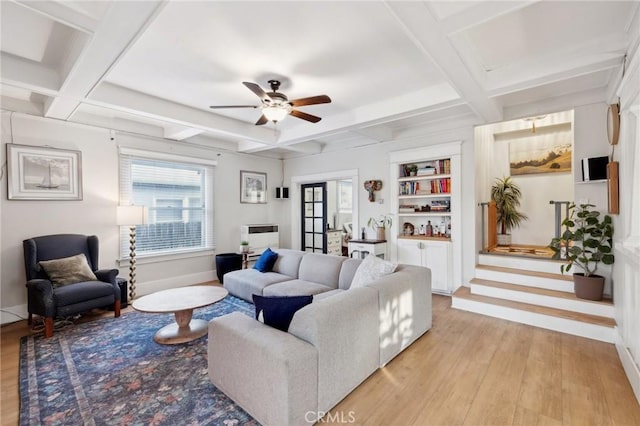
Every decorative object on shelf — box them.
[549,203,614,301]
[407,164,418,176]
[363,180,382,202]
[607,103,620,146]
[6,143,83,200]
[117,205,148,301]
[368,214,392,241]
[240,170,267,204]
[240,241,250,253]
[491,176,528,246]
[402,222,414,236]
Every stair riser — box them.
[475,269,574,293]
[479,254,567,274]
[470,283,614,318]
[451,297,615,343]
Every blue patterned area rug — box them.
[19,295,260,426]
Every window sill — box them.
[118,248,215,267]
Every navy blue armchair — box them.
[23,234,121,338]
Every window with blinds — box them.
[119,151,214,258]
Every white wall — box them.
[0,112,284,322]
[284,126,476,289]
[612,43,640,403]
[491,126,574,246]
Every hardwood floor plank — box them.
[3,294,639,426]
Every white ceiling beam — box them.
[383,1,503,123]
[89,82,277,143]
[485,33,628,96]
[0,96,44,116]
[164,125,204,141]
[351,126,394,143]
[0,53,60,95]
[276,85,463,147]
[487,53,624,98]
[436,1,539,36]
[45,1,166,120]
[12,0,100,33]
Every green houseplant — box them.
[240,240,249,253]
[491,176,528,246]
[549,203,614,300]
[368,214,393,241]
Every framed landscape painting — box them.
[509,136,572,176]
[240,170,267,204]
[6,144,83,200]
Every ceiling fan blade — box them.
[290,109,321,123]
[243,81,270,103]
[255,114,269,126]
[209,105,259,109]
[290,95,331,107]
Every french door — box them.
[301,183,327,253]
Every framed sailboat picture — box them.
[6,144,83,200]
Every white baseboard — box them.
[1,304,28,325]
[615,328,640,405]
[0,271,216,325]
[135,270,217,297]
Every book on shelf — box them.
[429,178,450,194]
[417,167,436,176]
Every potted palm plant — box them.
[491,176,528,246]
[368,214,393,241]
[549,203,614,300]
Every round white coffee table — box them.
[132,286,228,345]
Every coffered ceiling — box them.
[1,1,638,158]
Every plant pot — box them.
[573,273,605,301]
[496,233,511,246]
[240,245,249,253]
[377,227,386,241]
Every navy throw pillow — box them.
[253,294,313,332]
[253,248,278,272]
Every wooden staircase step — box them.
[469,278,613,306]
[475,264,573,281]
[453,287,616,328]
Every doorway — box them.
[301,183,327,253]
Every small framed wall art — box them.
[240,170,267,204]
[6,144,83,200]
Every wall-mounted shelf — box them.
[576,179,607,184]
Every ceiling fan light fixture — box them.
[263,105,290,122]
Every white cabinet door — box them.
[424,241,452,293]
[397,239,423,266]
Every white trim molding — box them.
[616,328,640,404]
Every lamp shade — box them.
[117,205,148,226]
[263,105,289,122]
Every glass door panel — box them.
[301,182,327,253]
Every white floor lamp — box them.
[117,205,148,301]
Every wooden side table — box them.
[239,251,255,269]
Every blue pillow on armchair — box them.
[253,248,278,272]
[253,294,313,332]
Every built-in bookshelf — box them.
[389,142,462,295]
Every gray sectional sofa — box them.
[208,249,432,426]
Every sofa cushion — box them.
[338,258,362,290]
[271,249,306,278]
[53,280,116,306]
[350,255,397,289]
[263,279,335,297]
[298,253,346,289]
[312,289,344,301]
[39,253,97,287]
[254,248,278,272]
[223,269,291,302]
[253,294,313,332]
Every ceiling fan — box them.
[209,80,331,125]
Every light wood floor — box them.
[2,295,639,425]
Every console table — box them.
[348,239,387,259]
